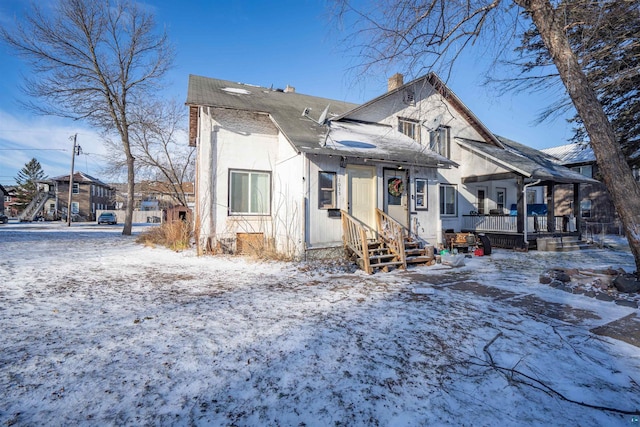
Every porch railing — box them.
[462,215,517,232]
[375,209,406,267]
[462,215,566,233]
[341,210,373,274]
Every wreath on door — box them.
[388,178,404,197]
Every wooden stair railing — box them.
[341,210,373,274]
[375,209,407,269]
[342,210,435,274]
[376,209,436,266]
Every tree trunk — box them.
[122,129,134,236]
[123,153,134,236]
[515,0,640,274]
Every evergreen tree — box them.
[515,0,640,162]
[14,158,47,210]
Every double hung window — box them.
[229,170,271,215]
[318,172,336,209]
[439,184,457,216]
[429,126,450,158]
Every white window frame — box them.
[71,201,79,214]
[496,188,506,211]
[228,169,271,216]
[429,126,450,158]
[415,178,428,210]
[72,183,79,194]
[398,118,420,142]
[439,184,457,216]
[318,171,336,209]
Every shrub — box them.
[136,220,192,251]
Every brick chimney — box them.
[284,85,295,93]
[388,73,404,92]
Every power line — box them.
[0,148,67,151]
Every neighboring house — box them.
[186,72,595,264]
[48,172,116,221]
[542,143,639,233]
[2,185,20,217]
[112,181,195,211]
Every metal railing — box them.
[17,190,52,222]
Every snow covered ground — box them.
[1,222,639,426]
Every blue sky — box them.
[0,0,574,186]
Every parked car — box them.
[97,212,117,225]
[0,213,8,224]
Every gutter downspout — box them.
[523,179,542,247]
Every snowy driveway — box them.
[1,223,639,426]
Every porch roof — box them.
[321,121,457,167]
[457,137,599,184]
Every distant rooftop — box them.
[541,143,595,165]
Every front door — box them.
[384,169,408,227]
[476,188,487,215]
[347,165,376,230]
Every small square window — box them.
[318,171,336,209]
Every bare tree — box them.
[105,99,195,207]
[1,0,174,235]
[334,0,640,274]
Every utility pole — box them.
[66,134,77,227]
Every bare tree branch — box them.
[0,0,174,235]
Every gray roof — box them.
[457,136,598,184]
[51,172,110,187]
[186,74,455,167]
[541,143,596,165]
[186,75,357,149]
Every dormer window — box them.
[398,118,420,142]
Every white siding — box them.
[307,156,344,247]
[272,133,304,257]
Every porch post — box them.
[546,182,555,232]
[573,183,581,235]
[517,175,524,233]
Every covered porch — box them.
[457,136,599,249]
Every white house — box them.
[186,72,595,270]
